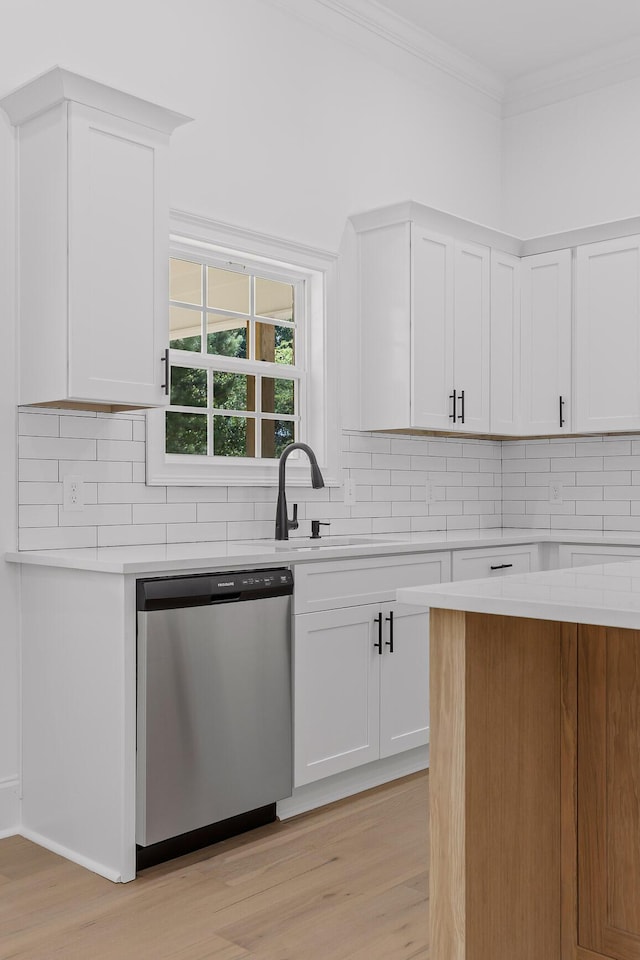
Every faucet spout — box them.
[275,443,325,540]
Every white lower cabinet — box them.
[293,600,429,787]
[293,552,448,788]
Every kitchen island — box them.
[398,561,640,960]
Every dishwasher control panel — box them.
[137,567,294,611]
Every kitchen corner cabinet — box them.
[520,249,572,435]
[357,221,490,433]
[575,235,640,433]
[0,68,191,411]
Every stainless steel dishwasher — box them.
[136,568,293,869]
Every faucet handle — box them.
[311,520,330,539]
[289,503,299,532]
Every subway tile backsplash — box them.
[500,436,640,532]
[22,409,640,550]
[16,408,502,550]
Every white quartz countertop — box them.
[6,527,640,575]
[398,560,640,630]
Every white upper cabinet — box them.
[357,212,492,434]
[0,68,191,411]
[490,251,521,435]
[520,250,572,435]
[351,201,640,440]
[575,236,640,433]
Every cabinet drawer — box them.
[557,544,640,568]
[451,544,538,582]
[294,551,450,614]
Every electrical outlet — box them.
[344,478,357,505]
[549,481,563,505]
[63,475,84,512]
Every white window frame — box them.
[146,212,341,487]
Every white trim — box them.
[349,199,640,259]
[504,35,640,119]
[276,745,428,820]
[170,210,336,269]
[19,826,131,882]
[310,0,503,100]
[264,0,640,120]
[262,0,503,116]
[0,66,191,133]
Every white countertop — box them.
[6,527,640,575]
[398,560,640,630]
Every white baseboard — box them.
[276,746,429,820]
[0,778,20,838]
[19,826,129,882]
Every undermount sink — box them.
[250,537,389,550]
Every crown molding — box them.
[0,66,192,133]
[263,0,640,120]
[261,0,504,115]
[503,35,640,118]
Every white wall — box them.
[503,76,640,237]
[0,0,503,830]
[0,0,503,251]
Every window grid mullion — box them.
[207,368,214,457]
[201,261,207,357]
[255,373,262,458]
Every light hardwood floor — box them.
[0,772,429,960]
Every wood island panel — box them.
[430,609,577,960]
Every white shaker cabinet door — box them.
[520,250,572,435]
[575,236,640,433]
[411,226,455,429]
[294,605,381,787]
[379,602,429,759]
[67,104,169,407]
[452,240,491,433]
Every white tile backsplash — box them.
[29,412,640,545]
[17,410,504,549]
[502,435,640,532]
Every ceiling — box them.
[366,0,640,81]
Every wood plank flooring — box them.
[0,772,429,960]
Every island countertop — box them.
[397,558,640,629]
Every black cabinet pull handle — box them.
[373,614,383,655]
[458,389,465,425]
[161,348,170,396]
[385,610,394,653]
[490,563,513,571]
[559,395,565,428]
[449,389,457,423]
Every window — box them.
[146,215,339,487]
[167,257,302,460]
